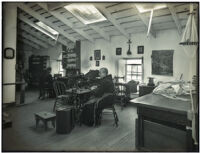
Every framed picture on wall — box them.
[137,46,144,54]
[152,50,174,76]
[94,50,101,60]
[116,48,122,55]
[96,61,100,67]
[4,47,15,59]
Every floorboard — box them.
[3,91,137,151]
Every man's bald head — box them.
[99,68,108,78]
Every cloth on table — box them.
[153,81,191,101]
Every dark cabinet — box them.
[29,55,50,86]
[139,85,155,97]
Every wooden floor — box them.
[3,92,138,152]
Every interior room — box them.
[2,1,199,152]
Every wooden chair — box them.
[53,81,71,112]
[94,93,119,127]
[126,80,139,99]
[114,83,128,110]
[43,82,54,98]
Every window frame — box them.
[125,57,144,83]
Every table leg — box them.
[44,121,48,130]
[138,114,144,148]
[51,119,55,128]
[186,127,193,151]
[35,116,40,129]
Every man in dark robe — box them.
[81,68,115,126]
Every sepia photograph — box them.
[2,1,199,152]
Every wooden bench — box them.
[35,111,56,130]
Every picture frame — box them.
[96,61,100,67]
[137,46,144,54]
[116,48,122,55]
[152,50,174,76]
[4,47,15,59]
[94,50,101,60]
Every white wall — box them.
[3,3,17,103]
[81,29,196,83]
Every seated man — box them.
[81,67,115,126]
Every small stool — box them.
[35,111,56,130]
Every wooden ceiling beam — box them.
[18,37,40,50]
[38,3,94,42]
[17,3,76,43]
[133,4,156,38]
[18,14,69,46]
[167,4,182,36]
[19,31,49,48]
[89,25,110,41]
[95,4,129,39]
[39,3,111,41]
[47,2,71,11]
[19,23,54,46]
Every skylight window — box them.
[64,4,107,25]
[35,21,59,39]
[135,3,167,13]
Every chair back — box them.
[114,83,127,97]
[53,81,67,97]
[96,93,115,109]
[126,80,139,94]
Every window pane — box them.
[132,66,137,72]
[138,76,142,81]
[127,74,133,76]
[127,71,133,73]
[126,59,143,83]
[131,73,142,75]
[127,76,132,82]
[132,75,137,80]
[127,59,142,64]
[138,66,142,72]
[127,65,132,71]
[118,78,124,82]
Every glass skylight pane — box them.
[135,3,167,13]
[36,21,59,35]
[33,25,57,40]
[64,4,107,25]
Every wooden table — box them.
[66,88,93,125]
[130,93,193,151]
[66,88,92,106]
[35,111,56,130]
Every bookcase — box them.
[62,41,81,76]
